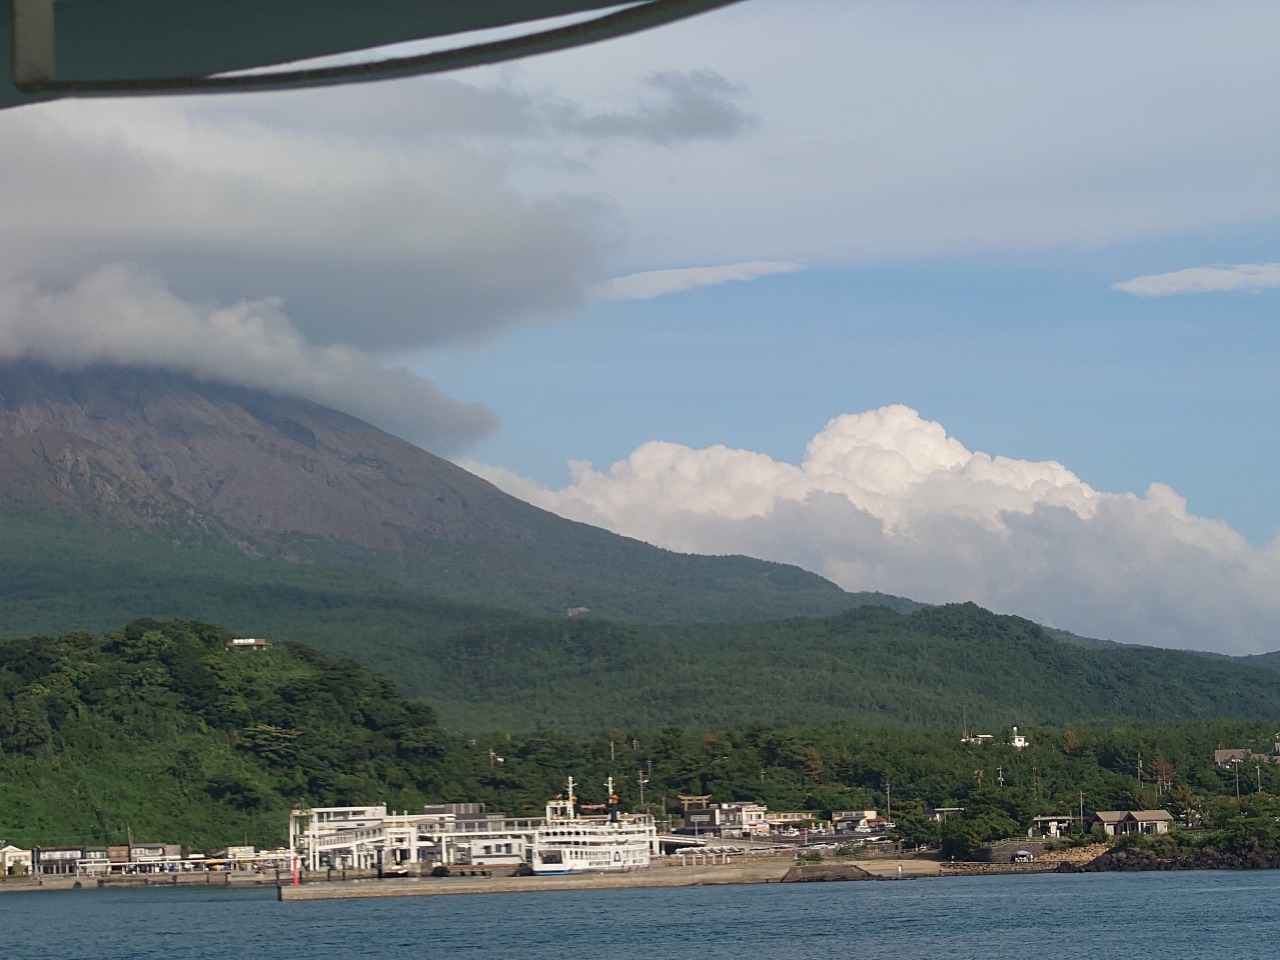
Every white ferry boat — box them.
[530,777,656,874]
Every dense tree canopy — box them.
[2,620,1278,858]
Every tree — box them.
[890,808,941,851]
[1167,784,1202,826]
[1062,729,1081,756]
[940,817,986,860]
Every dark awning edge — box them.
[11,0,747,100]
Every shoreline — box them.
[0,871,283,894]
[276,858,945,901]
[1,849,1119,900]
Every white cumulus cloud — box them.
[464,405,1280,655]
[591,261,805,302]
[0,263,496,453]
[1113,263,1280,296]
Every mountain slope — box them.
[0,362,877,625]
[8,363,1274,738]
[415,602,1280,732]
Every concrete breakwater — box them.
[278,858,946,901]
[279,861,793,900]
[0,870,283,894]
[940,861,1063,877]
[7,856,1052,900]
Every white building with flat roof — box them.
[290,782,657,874]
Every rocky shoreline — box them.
[1064,846,1280,872]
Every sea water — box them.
[2,871,1276,960]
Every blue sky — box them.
[3,1,1280,652]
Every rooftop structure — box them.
[225,637,271,650]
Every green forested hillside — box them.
[4,617,1278,857]
[0,619,469,849]
[0,498,896,673]
[547,718,1280,859]
[409,603,1280,732]
[0,498,526,655]
[5,502,1276,738]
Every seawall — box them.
[940,861,1062,877]
[277,857,946,901]
[0,871,281,894]
[278,861,793,900]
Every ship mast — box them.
[605,775,620,823]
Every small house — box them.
[0,843,31,875]
[680,802,770,838]
[1125,810,1174,835]
[832,809,879,832]
[225,637,271,651]
[1087,810,1173,836]
[34,846,84,875]
[1028,815,1074,839]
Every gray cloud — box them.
[0,264,496,453]
[0,99,614,356]
[564,70,757,144]
[189,69,757,148]
[500,2,1280,271]
[189,80,548,141]
[0,62,759,448]
[0,51,774,454]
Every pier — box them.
[277,857,944,901]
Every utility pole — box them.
[997,765,1005,788]
[637,770,649,810]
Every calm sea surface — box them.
[3,871,1276,960]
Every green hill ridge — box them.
[5,618,1280,857]
[414,602,1280,731]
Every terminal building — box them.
[290,782,657,874]
[289,803,548,871]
